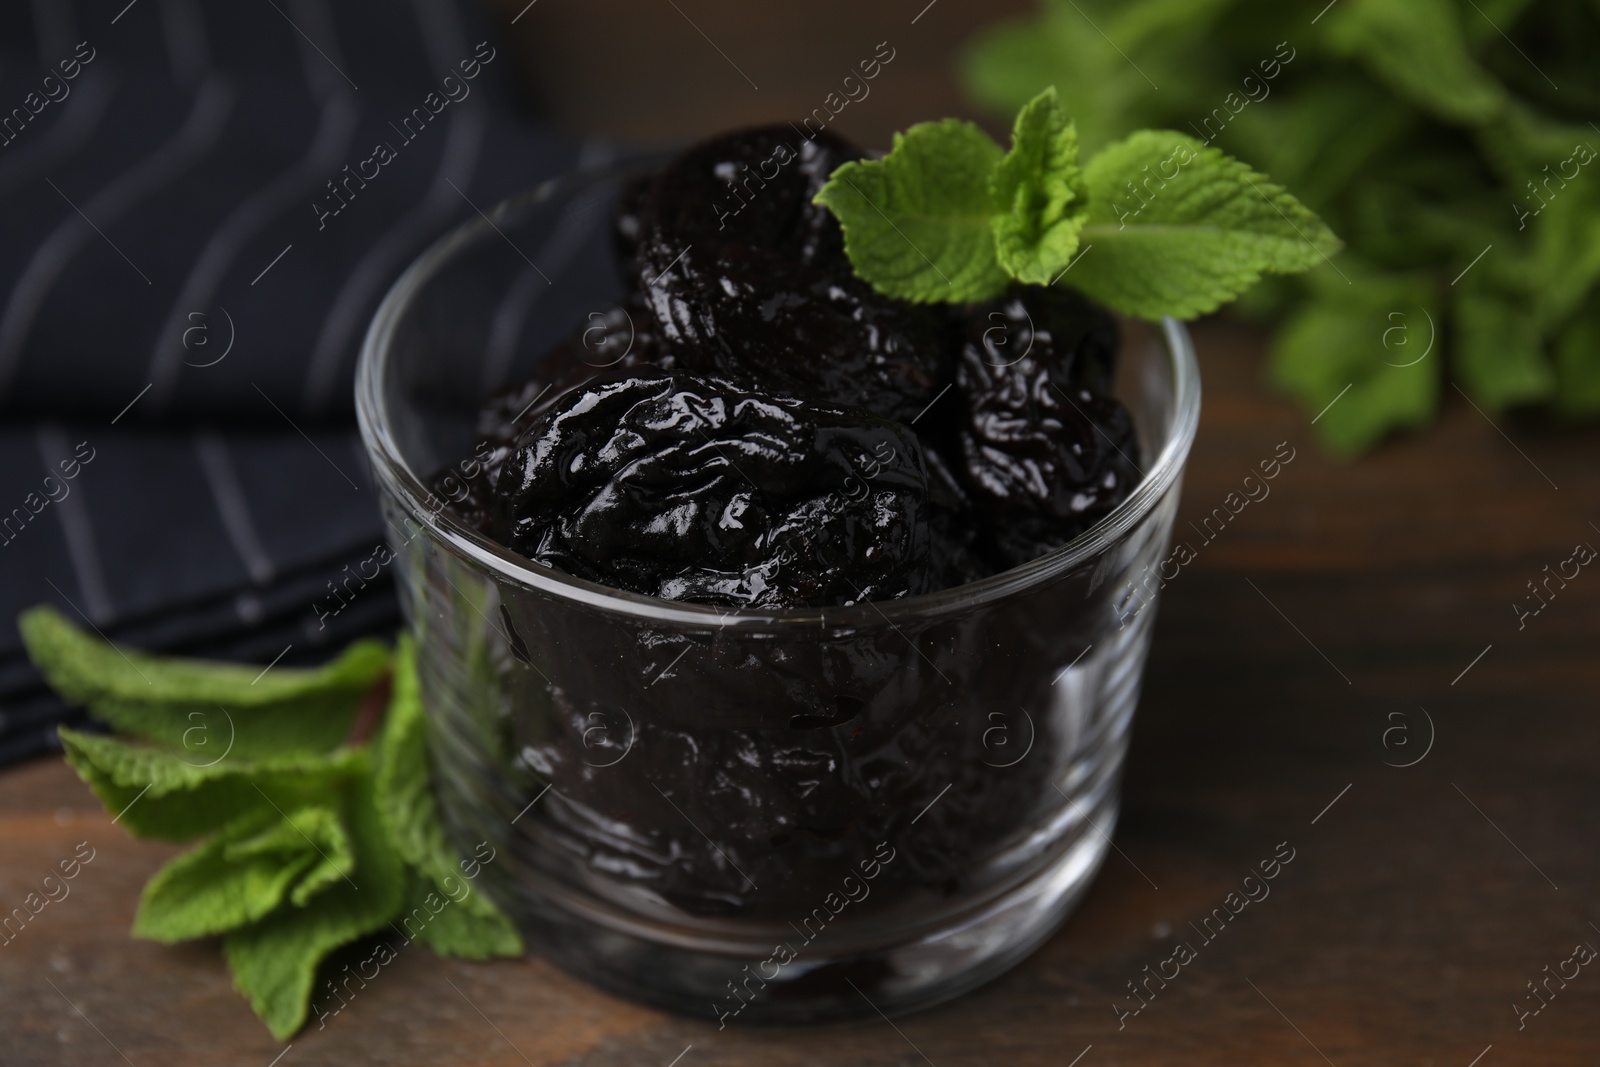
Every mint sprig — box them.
[990,87,1089,285]
[961,1,1600,452]
[1074,130,1340,318]
[814,118,1009,303]
[814,88,1340,316]
[21,607,523,1041]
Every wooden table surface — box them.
[5,319,1597,1066]
[6,3,1600,1064]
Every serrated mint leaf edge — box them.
[814,120,1011,304]
[990,87,1090,286]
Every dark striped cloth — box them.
[0,0,590,765]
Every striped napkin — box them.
[0,0,589,765]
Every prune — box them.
[489,370,934,608]
[922,448,991,589]
[429,305,668,534]
[632,126,953,424]
[955,288,1140,568]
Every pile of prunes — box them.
[434,126,1140,608]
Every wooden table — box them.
[5,3,1600,1063]
[5,319,1597,1065]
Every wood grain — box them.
[4,320,1597,1066]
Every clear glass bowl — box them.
[356,159,1200,1024]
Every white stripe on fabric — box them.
[0,68,116,199]
[298,105,487,413]
[479,175,612,394]
[159,0,210,86]
[29,0,77,60]
[411,0,467,78]
[288,0,348,100]
[194,430,276,585]
[296,0,471,413]
[36,425,114,625]
[0,78,236,396]
[146,91,360,405]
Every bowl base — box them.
[511,801,1116,1026]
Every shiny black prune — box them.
[955,288,1140,568]
[429,305,669,534]
[490,370,935,608]
[632,126,953,424]
[922,448,991,589]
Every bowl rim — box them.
[355,159,1202,629]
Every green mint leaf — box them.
[959,0,1236,152]
[21,606,389,758]
[1322,0,1504,125]
[59,727,360,841]
[813,119,1009,303]
[1228,78,1414,208]
[133,803,352,943]
[391,868,522,961]
[1071,130,1342,319]
[1270,273,1439,453]
[228,804,356,908]
[990,88,1089,285]
[377,637,522,958]
[1533,176,1600,328]
[1453,279,1555,410]
[224,760,405,1041]
[1553,303,1600,416]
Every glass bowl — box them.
[356,157,1200,1024]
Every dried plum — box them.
[632,126,953,424]
[490,370,935,608]
[922,447,990,589]
[955,288,1140,568]
[438,133,1144,599]
[429,305,667,534]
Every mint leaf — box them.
[1270,271,1439,454]
[1553,303,1600,416]
[814,119,1009,303]
[1453,279,1554,410]
[814,107,1338,317]
[59,727,360,841]
[1274,304,1440,456]
[406,882,522,959]
[1229,78,1415,208]
[1322,0,1504,125]
[22,606,389,758]
[133,803,352,943]
[1533,177,1600,328]
[224,760,405,1042]
[377,637,522,958]
[990,88,1089,285]
[32,614,506,1041]
[956,0,1600,453]
[1071,131,1342,319]
[959,0,1235,152]
[227,804,356,908]
[21,606,388,707]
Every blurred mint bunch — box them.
[962,0,1600,453]
[20,607,522,1041]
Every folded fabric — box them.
[0,0,590,766]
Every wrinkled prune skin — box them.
[956,288,1140,569]
[490,370,935,608]
[428,305,667,534]
[922,447,991,589]
[632,126,953,424]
